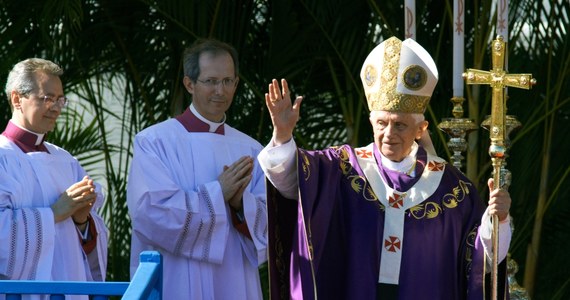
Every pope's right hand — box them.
[265,78,303,145]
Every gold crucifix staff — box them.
[463,35,536,300]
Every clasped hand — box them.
[218,156,253,210]
[51,176,96,224]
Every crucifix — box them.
[463,35,536,300]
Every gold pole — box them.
[463,35,535,299]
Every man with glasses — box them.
[0,58,108,292]
[128,39,267,300]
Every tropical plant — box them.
[1,0,568,299]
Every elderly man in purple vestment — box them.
[258,36,512,300]
[0,58,108,298]
[127,38,268,300]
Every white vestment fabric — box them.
[128,119,268,300]
[0,136,108,300]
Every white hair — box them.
[369,111,425,125]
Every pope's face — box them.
[12,71,64,134]
[369,110,427,162]
[183,52,238,122]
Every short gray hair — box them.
[5,58,63,109]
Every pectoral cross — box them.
[463,35,536,300]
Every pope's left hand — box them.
[487,178,511,222]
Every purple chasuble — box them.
[175,107,224,135]
[1,121,49,153]
[266,144,508,300]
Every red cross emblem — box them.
[388,193,404,209]
[356,149,372,158]
[428,161,444,171]
[384,236,401,252]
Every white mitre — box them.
[360,36,439,113]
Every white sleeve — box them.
[127,134,229,264]
[257,138,298,199]
[478,208,512,265]
[239,160,268,266]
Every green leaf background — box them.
[1,0,568,299]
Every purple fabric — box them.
[1,121,48,153]
[266,144,505,300]
[375,145,426,192]
[175,107,224,134]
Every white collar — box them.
[380,142,418,175]
[189,104,225,133]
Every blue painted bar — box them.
[122,251,163,300]
[0,251,162,300]
[0,281,128,295]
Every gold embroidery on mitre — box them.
[368,93,431,113]
[373,38,400,112]
[365,37,431,114]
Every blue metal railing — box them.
[0,251,162,300]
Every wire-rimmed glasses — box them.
[37,95,69,108]
[195,77,238,89]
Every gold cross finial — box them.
[463,35,536,156]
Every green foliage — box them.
[1,0,568,299]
